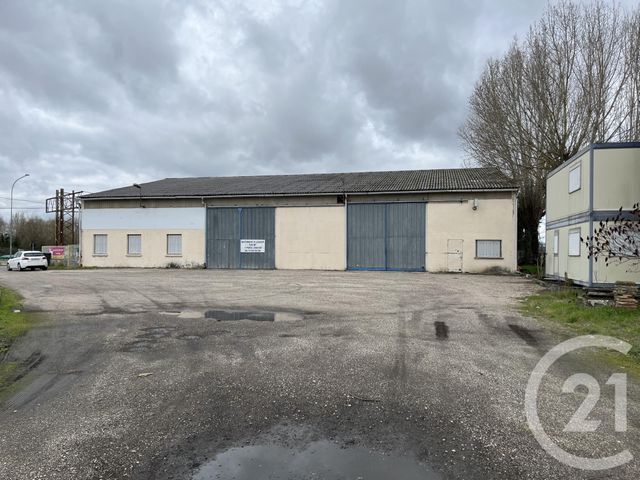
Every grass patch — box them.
[521,288,640,369]
[0,286,32,390]
[519,264,542,278]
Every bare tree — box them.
[11,213,56,251]
[582,203,640,272]
[460,1,640,263]
[0,217,8,253]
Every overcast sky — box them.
[0,0,602,218]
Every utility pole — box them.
[9,173,29,256]
[46,189,83,246]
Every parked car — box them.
[7,251,48,271]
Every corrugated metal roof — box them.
[82,167,517,199]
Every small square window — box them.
[569,164,581,193]
[568,229,581,256]
[476,240,502,259]
[167,234,182,256]
[93,234,107,255]
[127,234,142,255]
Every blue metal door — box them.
[206,207,275,269]
[347,204,385,270]
[347,203,425,271]
[386,203,425,270]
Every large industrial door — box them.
[347,204,386,270]
[206,207,275,269]
[347,203,425,271]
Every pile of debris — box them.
[583,287,614,307]
[614,282,639,309]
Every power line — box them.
[0,207,44,210]
[0,197,45,204]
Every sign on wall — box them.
[48,246,65,258]
[240,239,266,253]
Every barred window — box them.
[127,234,142,255]
[476,240,502,259]
[167,234,182,256]
[93,234,107,255]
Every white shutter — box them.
[476,240,502,258]
[568,230,581,256]
[569,165,581,193]
[167,234,182,255]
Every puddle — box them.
[193,441,440,480]
[508,324,538,346]
[434,321,449,340]
[159,309,303,322]
[159,311,205,319]
[205,310,274,321]
[204,310,303,322]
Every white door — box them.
[447,239,463,272]
[553,231,559,276]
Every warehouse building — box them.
[545,142,640,286]
[80,168,518,272]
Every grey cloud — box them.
[1,0,563,218]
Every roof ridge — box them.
[83,167,516,199]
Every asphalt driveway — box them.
[0,269,637,479]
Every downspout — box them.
[424,200,428,272]
[344,193,348,271]
[202,197,206,269]
[588,146,594,286]
[514,190,519,272]
[78,198,83,266]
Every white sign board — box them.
[240,239,266,253]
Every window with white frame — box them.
[476,240,502,259]
[93,234,107,255]
[568,229,581,256]
[127,234,142,255]
[167,234,182,256]
[568,164,581,193]
[553,231,559,255]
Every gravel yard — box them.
[0,269,637,479]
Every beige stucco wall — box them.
[593,147,640,211]
[544,222,590,284]
[592,258,640,285]
[591,219,640,285]
[81,190,518,272]
[275,206,346,270]
[81,229,205,268]
[546,221,639,285]
[546,150,590,221]
[426,193,517,273]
